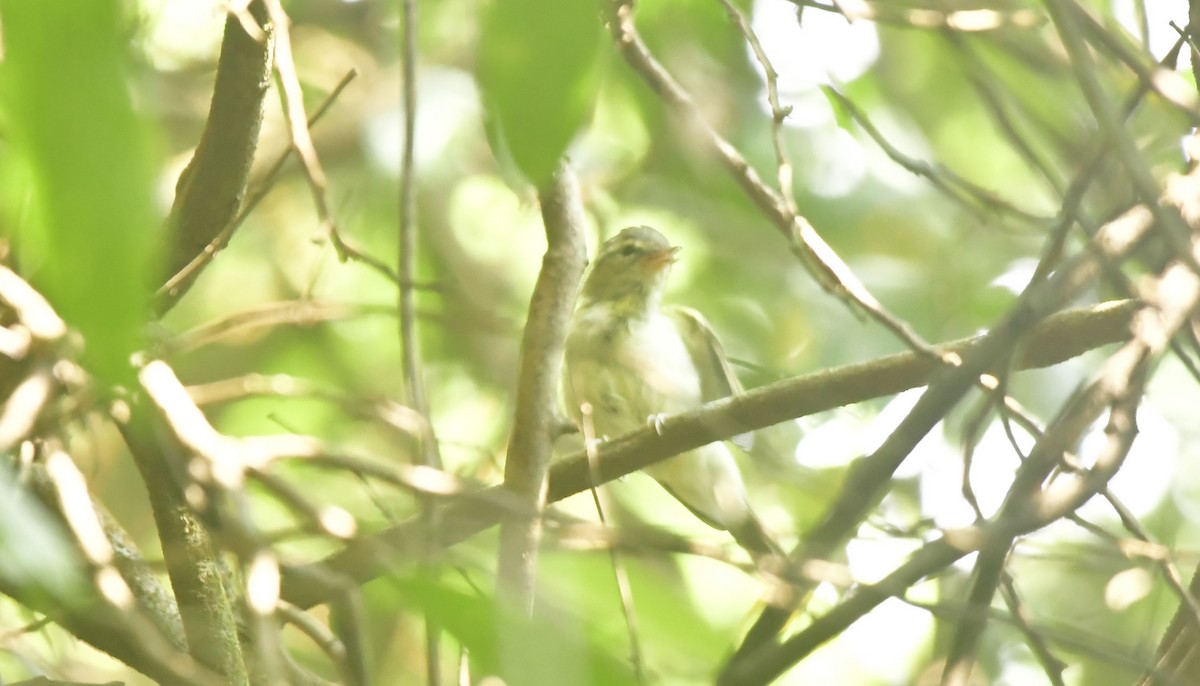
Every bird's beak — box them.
[644,245,680,271]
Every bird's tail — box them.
[730,511,784,560]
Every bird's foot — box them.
[646,413,667,435]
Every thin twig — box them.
[263,0,338,238]
[724,326,1152,685]
[156,69,358,313]
[901,594,1147,673]
[395,0,443,680]
[792,0,1044,30]
[580,404,647,683]
[162,300,395,356]
[822,84,1051,225]
[931,26,1066,200]
[279,600,347,665]
[186,372,427,441]
[1044,0,1200,277]
[716,0,796,215]
[728,201,1150,668]
[998,573,1068,686]
[1105,489,1200,632]
[1061,1,1197,119]
[606,0,965,370]
[396,0,440,474]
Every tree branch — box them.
[161,1,273,308]
[280,298,1139,609]
[496,162,588,609]
[2,461,226,686]
[118,396,249,684]
[730,202,1151,661]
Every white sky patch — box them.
[789,545,933,684]
[846,535,924,585]
[1112,1,1188,66]
[863,387,955,480]
[920,423,1030,527]
[796,412,874,468]
[844,596,933,682]
[750,0,880,127]
[782,599,932,684]
[140,0,225,71]
[802,125,869,197]
[996,645,1052,686]
[1076,404,1177,519]
[990,257,1041,296]
[365,67,479,176]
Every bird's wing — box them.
[667,305,805,470]
[667,306,755,451]
[666,306,744,401]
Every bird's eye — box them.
[618,245,638,257]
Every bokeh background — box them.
[3,0,1200,684]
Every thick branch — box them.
[730,204,1150,661]
[162,1,272,306]
[23,462,186,649]
[496,163,588,608]
[280,298,1138,609]
[1,464,224,686]
[118,403,249,685]
[725,197,1190,685]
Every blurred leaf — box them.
[0,0,160,385]
[0,463,86,603]
[541,549,731,664]
[393,573,636,686]
[477,0,603,185]
[636,0,752,67]
[820,85,853,132]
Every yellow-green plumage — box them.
[562,226,778,556]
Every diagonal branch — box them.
[118,394,249,684]
[279,297,1138,609]
[164,1,272,293]
[730,203,1151,662]
[606,0,943,361]
[155,70,357,315]
[722,230,1195,683]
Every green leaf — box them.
[0,0,161,386]
[393,574,637,685]
[477,0,603,185]
[820,85,854,132]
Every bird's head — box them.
[579,226,679,311]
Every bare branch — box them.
[165,1,272,287]
[496,162,588,608]
[280,298,1139,609]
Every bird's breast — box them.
[616,314,701,405]
[565,307,702,435]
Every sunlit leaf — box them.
[820,85,854,132]
[393,573,636,686]
[0,0,160,385]
[477,0,603,185]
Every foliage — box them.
[0,0,1199,685]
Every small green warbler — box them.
[562,226,778,556]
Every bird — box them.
[562,225,779,557]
